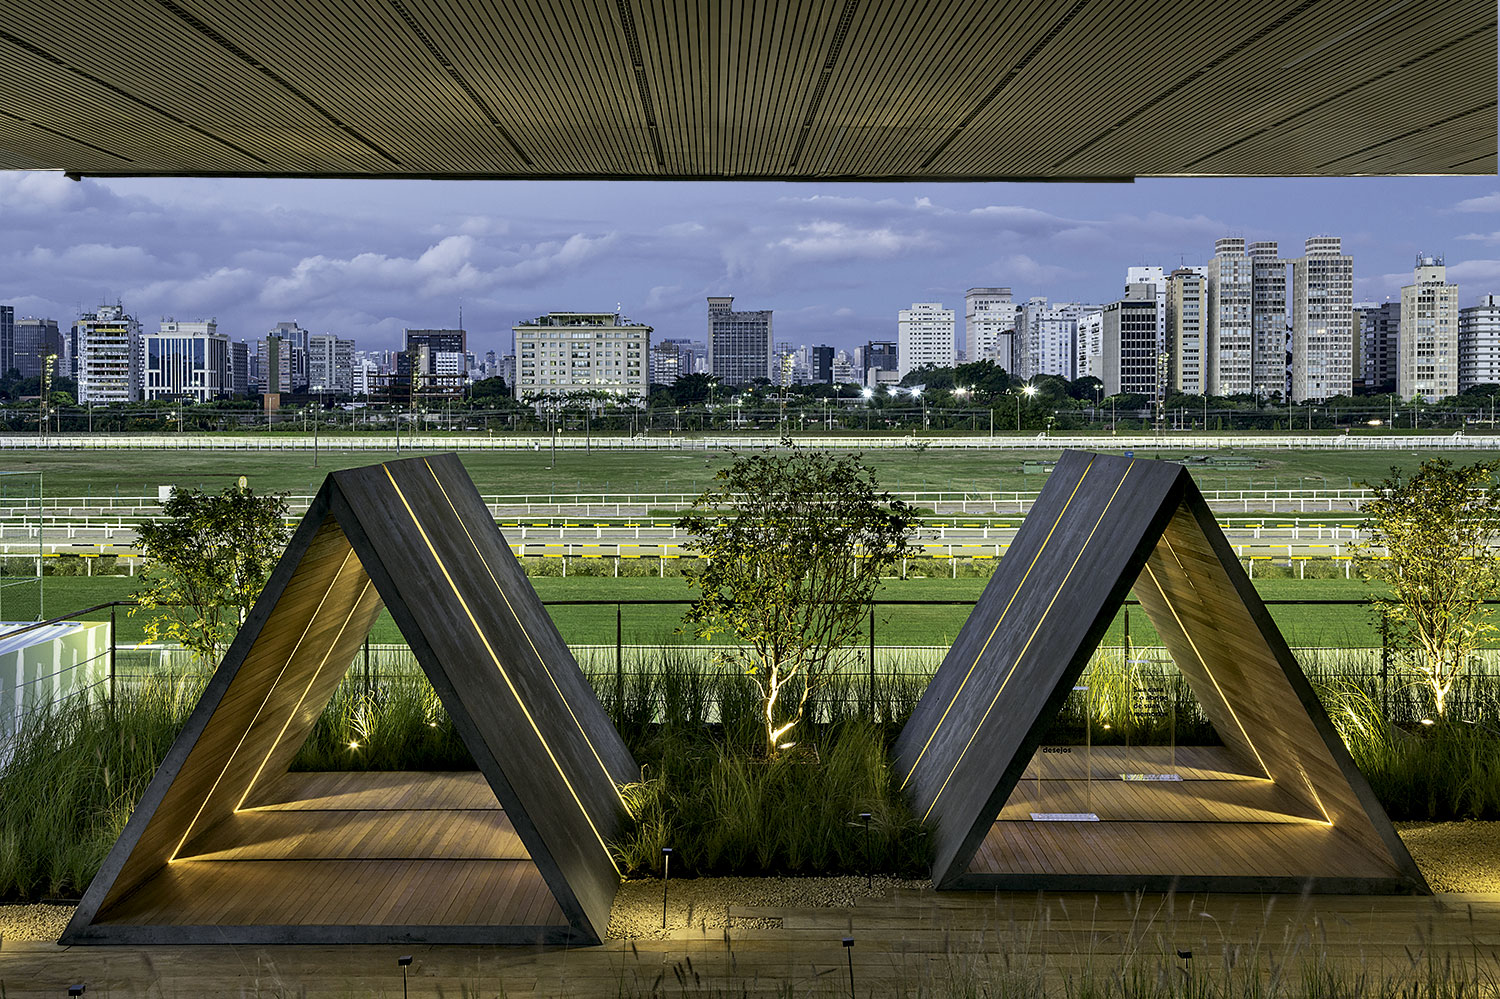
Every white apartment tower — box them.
[1020,299,1092,380]
[1168,268,1210,395]
[964,287,1019,371]
[514,311,651,400]
[74,303,141,404]
[1397,255,1459,402]
[1076,309,1104,382]
[1207,238,1252,395]
[897,302,956,377]
[1460,295,1500,392]
[1249,241,1288,399]
[1290,236,1353,402]
[142,319,230,402]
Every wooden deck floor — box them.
[970,746,1402,885]
[13,888,1500,996]
[91,771,564,931]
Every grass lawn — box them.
[0,444,1439,501]
[4,572,1422,649]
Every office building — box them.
[229,341,249,395]
[513,311,649,401]
[1397,254,1459,402]
[651,339,684,385]
[12,317,63,379]
[832,350,857,384]
[74,303,141,404]
[707,296,772,385]
[1290,236,1354,402]
[1354,302,1399,393]
[307,333,354,393]
[269,321,311,391]
[965,287,1018,370]
[897,302,956,377]
[1208,238,1253,395]
[1169,267,1210,395]
[810,345,834,384]
[0,306,11,376]
[1460,295,1500,392]
[253,335,293,395]
[1101,284,1162,400]
[142,319,230,402]
[864,341,897,384]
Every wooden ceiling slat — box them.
[0,0,1490,177]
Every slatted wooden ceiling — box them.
[0,0,1493,179]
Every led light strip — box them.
[171,540,358,861]
[900,458,1097,789]
[234,576,377,812]
[422,459,627,807]
[382,466,619,871]
[922,463,1137,823]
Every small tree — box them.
[133,485,291,665]
[678,444,918,755]
[1356,458,1500,717]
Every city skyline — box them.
[6,173,1500,359]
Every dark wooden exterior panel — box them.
[897,451,1428,894]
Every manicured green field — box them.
[0,443,1436,501]
[2,572,1421,650]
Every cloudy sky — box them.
[4,172,1500,359]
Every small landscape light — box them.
[858,812,873,890]
[67,987,85,997]
[661,847,673,929]
[1420,718,1435,726]
[349,740,360,749]
[397,955,413,999]
[843,937,856,997]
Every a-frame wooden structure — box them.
[63,454,637,945]
[894,451,1428,894]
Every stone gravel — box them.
[608,875,929,939]
[1397,821,1500,892]
[0,903,72,942]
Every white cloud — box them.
[1453,193,1500,212]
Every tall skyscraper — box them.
[253,334,293,394]
[1354,302,1399,393]
[1397,255,1459,402]
[270,321,311,392]
[513,312,649,400]
[1168,267,1210,395]
[1290,236,1353,402]
[1125,265,1167,369]
[965,287,1018,370]
[143,319,231,401]
[230,341,249,395]
[0,306,13,377]
[1248,241,1288,399]
[1207,238,1252,395]
[1101,284,1161,400]
[12,317,62,379]
[74,303,141,404]
[897,302,955,378]
[707,296,772,385]
[1460,295,1500,392]
[307,333,355,393]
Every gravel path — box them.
[1397,821,1500,892]
[608,875,929,939]
[0,904,72,942]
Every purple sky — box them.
[4,173,1500,359]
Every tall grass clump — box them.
[292,669,471,771]
[0,673,204,901]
